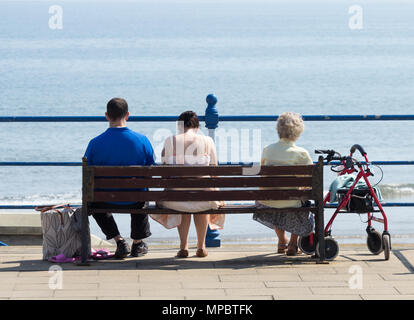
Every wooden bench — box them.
[80,156,326,264]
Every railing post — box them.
[204,93,221,248]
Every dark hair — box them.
[178,111,199,130]
[107,98,128,120]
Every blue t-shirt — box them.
[84,127,155,167]
[84,127,155,204]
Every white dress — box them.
[150,134,225,230]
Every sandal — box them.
[92,249,115,260]
[286,245,300,256]
[196,248,208,258]
[176,249,189,258]
[277,244,288,254]
[48,254,76,263]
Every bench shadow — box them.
[0,253,321,272]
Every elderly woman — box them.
[150,111,225,258]
[253,112,314,256]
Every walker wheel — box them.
[383,234,391,261]
[366,229,383,255]
[315,237,339,261]
[299,233,316,255]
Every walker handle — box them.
[350,144,367,156]
[315,150,338,163]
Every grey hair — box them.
[277,112,305,141]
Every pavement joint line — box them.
[394,286,405,295]
[338,254,358,262]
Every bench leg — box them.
[315,201,327,263]
[78,205,90,266]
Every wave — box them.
[0,192,81,206]
[378,184,414,198]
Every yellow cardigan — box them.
[258,139,313,208]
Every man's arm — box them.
[144,137,156,166]
[84,141,94,165]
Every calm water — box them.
[1,0,413,243]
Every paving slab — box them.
[186,295,274,300]
[361,295,414,300]
[99,296,186,300]
[182,281,266,289]
[13,283,99,291]
[140,288,227,297]
[394,286,414,295]
[310,287,401,295]
[299,273,383,282]
[275,294,363,300]
[219,274,302,282]
[265,281,348,288]
[225,287,313,296]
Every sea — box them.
[0,0,413,245]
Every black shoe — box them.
[130,241,148,257]
[115,239,130,259]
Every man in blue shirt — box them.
[84,98,155,258]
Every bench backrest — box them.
[82,157,324,205]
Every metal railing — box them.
[2,114,414,122]
[1,94,414,209]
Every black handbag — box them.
[336,188,375,213]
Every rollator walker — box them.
[298,144,391,261]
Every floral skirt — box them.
[253,201,314,237]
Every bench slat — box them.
[92,165,313,177]
[94,176,313,189]
[94,189,313,202]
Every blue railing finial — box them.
[205,94,219,130]
[206,93,218,106]
[204,94,221,247]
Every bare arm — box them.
[208,137,218,166]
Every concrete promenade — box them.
[1,244,414,300]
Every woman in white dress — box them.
[150,111,225,258]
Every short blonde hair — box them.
[277,112,305,141]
